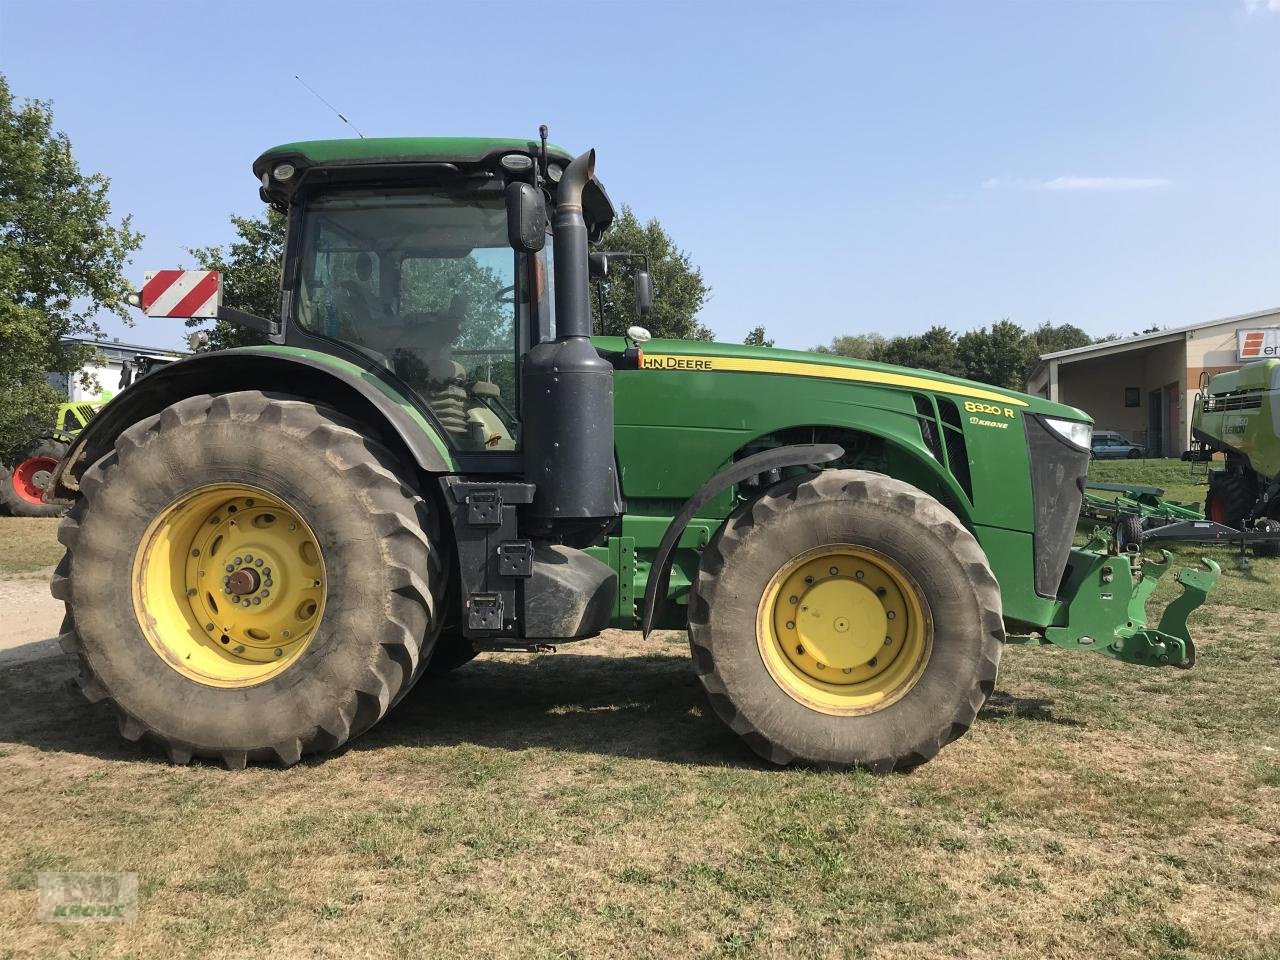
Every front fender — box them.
[48,347,457,498]
[639,443,844,636]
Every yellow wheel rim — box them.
[756,544,932,716]
[131,484,326,688]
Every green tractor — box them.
[1190,360,1280,556]
[47,136,1219,771]
[1,401,99,518]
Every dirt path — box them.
[0,569,63,664]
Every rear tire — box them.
[0,438,70,517]
[688,469,1003,771]
[53,391,448,767]
[1127,448,1141,459]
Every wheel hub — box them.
[757,544,932,715]
[12,455,59,505]
[132,485,326,687]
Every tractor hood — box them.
[624,339,1091,423]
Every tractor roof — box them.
[254,137,575,172]
[251,137,614,236]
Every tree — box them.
[0,74,141,459]
[590,206,712,341]
[1025,321,1092,357]
[743,325,774,348]
[811,333,888,360]
[186,208,286,350]
[879,326,966,378]
[956,319,1034,390]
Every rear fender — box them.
[48,348,456,498]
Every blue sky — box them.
[2,0,1277,352]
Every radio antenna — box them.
[294,75,365,138]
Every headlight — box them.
[1043,417,1092,450]
[272,162,296,181]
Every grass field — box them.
[1,464,1278,959]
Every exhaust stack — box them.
[521,149,621,539]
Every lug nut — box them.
[225,565,234,573]
[829,566,839,575]
[868,658,878,667]
[804,576,814,584]
[234,556,243,565]
[856,571,865,580]
[282,630,291,638]
[187,588,197,597]
[244,554,253,563]
[252,598,261,605]
[886,611,896,620]
[843,667,853,674]
[254,559,263,567]
[190,549,200,557]
[816,662,826,670]
[245,499,255,507]
[785,620,795,629]
[274,648,283,657]
[205,623,214,631]
[263,568,271,577]
[885,636,892,645]
[233,645,245,654]
[261,590,270,598]
[264,579,273,587]
[789,595,798,604]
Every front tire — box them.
[53,391,447,767]
[688,470,1003,771]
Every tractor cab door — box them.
[289,189,525,455]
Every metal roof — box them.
[1036,306,1280,365]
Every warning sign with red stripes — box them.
[1237,328,1280,362]
[141,270,222,318]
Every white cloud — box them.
[982,176,1173,192]
[1245,0,1280,13]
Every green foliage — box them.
[590,207,712,341]
[956,319,1032,389]
[743,326,774,348]
[880,326,966,378]
[186,209,286,350]
[810,320,1097,390]
[0,73,141,459]
[812,333,888,360]
[1025,321,1092,357]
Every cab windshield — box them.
[294,190,521,452]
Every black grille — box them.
[1025,415,1090,598]
[937,399,974,502]
[913,395,943,462]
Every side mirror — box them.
[633,269,654,317]
[505,182,546,253]
[588,251,610,279]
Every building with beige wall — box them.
[1026,307,1280,457]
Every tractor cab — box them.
[253,137,618,456]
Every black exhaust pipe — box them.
[522,149,622,538]
[552,149,595,339]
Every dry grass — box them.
[0,518,63,577]
[1,514,1278,958]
